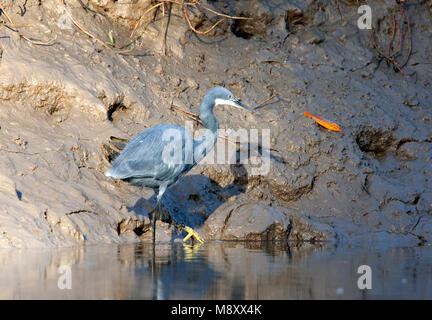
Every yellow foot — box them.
[182,226,204,244]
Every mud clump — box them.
[355,126,395,156]
[88,0,153,29]
[203,202,290,240]
[285,8,308,30]
[230,13,269,39]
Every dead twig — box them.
[170,105,236,146]
[171,105,201,127]
[61,0,111,49]
[387,15,396,61]
[130,0,249,40]
[19,33,57,45]
[395,5,404,56]
[0,4,13,24]
[370,27,404,74]
[369,2,412,75]
[183,3,225,35]
[399,6,411,68]
[113,44,135,55]
[252,87,292,110]
[18,0,27,16]
[0,5,57,46]
[130,2,164,38]
[198,4,250,20]
[171,105,200,119]
[61,1,135,54]
[253,90,276,109]
[160,1,169,55]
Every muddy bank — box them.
[0,0,430,248]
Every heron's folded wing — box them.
[108,124,189,180]
[109,158,183,179]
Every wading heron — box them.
[105,87,253,244]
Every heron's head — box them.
[204,87,254,113]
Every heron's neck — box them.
[193,99,218,164]
[199,97,218,133]
[200,113,218,133]
[193,129,217,165]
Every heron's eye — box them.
[228,95,234,100]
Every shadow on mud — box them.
[126,164,249,229]
[104,135,288,230]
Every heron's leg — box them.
[152,185,168,243]
[150,187,160,244]
[182,226,204,244]
[171,221,204,244]
[152,206,157,244]
[157,201,163,220]
[147,206,156,217]
[148,202,171,223]
[152,201,160,244]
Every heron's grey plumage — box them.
[105,87,252,243]
[106,124,193,188]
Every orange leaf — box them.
[304,111,344,136]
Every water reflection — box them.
[0,241,431,299]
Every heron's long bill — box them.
[215,98,255,113]
[234,99,255,112]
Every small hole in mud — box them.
[231,20,254,39]
[355,128,394,158]
[231,15,266,39]
[188,194,200,201]
[285,10,308,31]
[133,226,145,237]
[107,102,127,121]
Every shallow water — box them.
[0,241,431,299]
